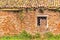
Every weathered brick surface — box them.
[0,10,60,36]
[44,10,60,34]
[0,11,21,36]
[22,10,60,35]
[21,11,37,35]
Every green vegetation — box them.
[0,30,40,40]
[0,31,60,40]
[44,32,60,40]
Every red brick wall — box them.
[0,11,22,36]
[0,10,60,36]
[22,10,60,35]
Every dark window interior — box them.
[37,16,47,26]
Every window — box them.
[37,15,47,27]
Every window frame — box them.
[36,15,48,28]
